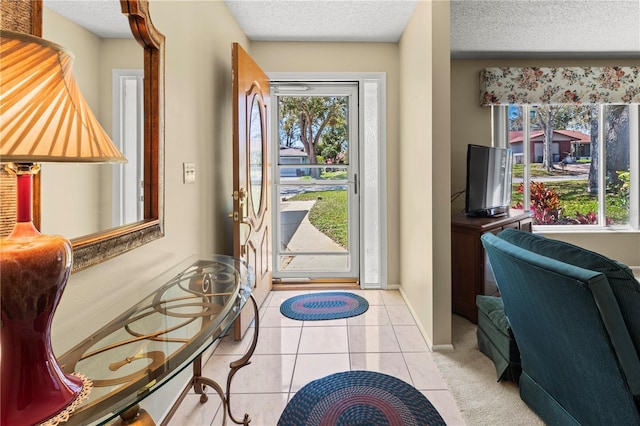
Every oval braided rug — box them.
[279,292,369,321]
[278,370,446,426]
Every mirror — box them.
[34,0,165,272]
[42,2,143,239]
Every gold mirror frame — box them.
[33,0,165,272]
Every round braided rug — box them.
[279,292,369,321]
[278,370,446,426]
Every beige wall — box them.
[50,0,249,420]
[41,8,141,237]
[398,0,452,348]
[250,41,401,286]
[250,34,455,346]
[451,58,640,266]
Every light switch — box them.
[183,162,196,183]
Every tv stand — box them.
[451,210,532,323]
[466,207,509,218]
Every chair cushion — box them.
[497,228,640,357]
[476,295,510,336]
[476,295,521,383]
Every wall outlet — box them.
[183,162,196,183]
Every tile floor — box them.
[171,289,466,425]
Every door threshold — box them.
[272,278,359,291]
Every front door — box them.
[272,82,360,282]
[232,43,271,339]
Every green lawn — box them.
[288,189,348,247]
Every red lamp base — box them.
[1,222,82,425]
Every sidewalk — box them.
[279,200,346,272]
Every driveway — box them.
[513,163,589,183]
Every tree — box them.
[317,124,347,164]
[588,106,599,193]
[533,106,559,171]
[278,96,347,177]
[605,105,629,187]
[509,105,523,131]
[589,105,630,192]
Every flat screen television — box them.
[464,144,514,217]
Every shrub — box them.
[512,181,608,225]
[514,181,561,225]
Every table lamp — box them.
[0,30,126,425]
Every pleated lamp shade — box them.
[1,30,124,425]
[0,30,125,164]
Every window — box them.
[493,104,639,229]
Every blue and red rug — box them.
[279,292,369,321]
[278,370,446,426]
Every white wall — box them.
[398,1,452,348]
[50,0,249,420]
[451,58,640,266]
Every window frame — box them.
[492,104,640,233]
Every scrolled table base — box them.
[160,293,259,426]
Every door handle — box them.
[232,188,251,256]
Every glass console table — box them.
[58,255,258,425]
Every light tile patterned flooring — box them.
[171,289,466,425]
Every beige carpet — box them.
[433,315,544,426]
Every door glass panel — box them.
[274,85,358,279]
[279,184,350,272]
[279,255,350,272]
[279,165,347,181]
[280,184,349,247]
[249,97,263,215]
[278,96,349,166]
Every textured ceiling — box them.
[44,0,131,38]
[451,0,640,58]
[224,0,419,42]
[43,0,640,58]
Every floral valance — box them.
[480,67,640,106]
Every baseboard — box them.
[396,285,455,352]
[432,343,455,352]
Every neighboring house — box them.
[509,130,591,164]
[279,146,309,177]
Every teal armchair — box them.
[481,230,640,425]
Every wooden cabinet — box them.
[451,210,532,324]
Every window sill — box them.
[533,225,639,234]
